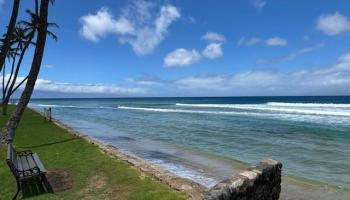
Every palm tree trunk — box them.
[2,62,6,101]
[1,0,49,144]
[2,97,9,116]
[2,34,34,115]
[0,0,20,72]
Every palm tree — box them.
[1,26,33,115]
[0,0,21,73]
[1,42,19,102]
[1,0,53,144]
[1,7,57,115]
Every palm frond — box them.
[48,22,59,29]
[46,30,57,41]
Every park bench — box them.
[6,143,48,199]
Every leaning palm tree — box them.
[2,26,28,96]
[19,9,58,42]
[0,0,21,73]
[1,44,19,104]
[1,8,57,115]
[1,0,54,144]
[1,30,21,96]
[1,26,33,115]
[2,39,20,102]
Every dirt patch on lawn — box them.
[46,169,73,192]
[85,174,108,191]
[79,174,130,200]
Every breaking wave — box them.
[29,103,117,110]
[266,102,350,108]
[175,103,350,117]
[118,106,260,116]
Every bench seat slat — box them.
[17,155,36,171]
[33,153,47,173]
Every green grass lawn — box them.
[0,107,185,200]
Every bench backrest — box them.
[6,143,18,175]
[7,143,17,161]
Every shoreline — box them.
[31,106,350,200]
[47,113,207,200]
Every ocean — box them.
[29,96,350,199]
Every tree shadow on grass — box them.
[18,137,81,149]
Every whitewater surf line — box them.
[175,103,350,117]
[30,103,117,110]
[267,102,350,108]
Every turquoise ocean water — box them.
[29,97,350,199]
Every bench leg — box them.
[40,174,52,193]
[12,180,21,200]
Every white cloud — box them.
[238,37,262,46]
[80,7,134,42]
[188,16,196,24]
[171,52,350,95]
[126,74,165,86]
[174,71,281,91]
[174,75,227,90]
[1,76,145,96]
[253,0,266,10]
[303,35,310,42]
[265,37,288,46]
[34,80,145,95]
[201,32,225,60]
[123,4,180,55]
[257,43,324,65]
[239,37,288,47]
[164,32,225,67]
[80,1,181,55]
[202,43,223,59]
[317,12,350,35]
[164,48,201,67]
[43,64,54,68]
[201,32,226,43]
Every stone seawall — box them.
[203,159,282,200]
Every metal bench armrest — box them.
[16,150,33,156]
[17,166,43,179]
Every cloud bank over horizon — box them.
[6,51,348,98]
[136,52,350,96]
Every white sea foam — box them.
[149,158,218,188]
[32,104,79,108]
[33,102,350,119]
[267,102,350,108]
[176,103,250,108]
[118,106,267,116]
[175,103,350,117]
[29,103,117,110]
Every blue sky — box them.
[1,0,350,97]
